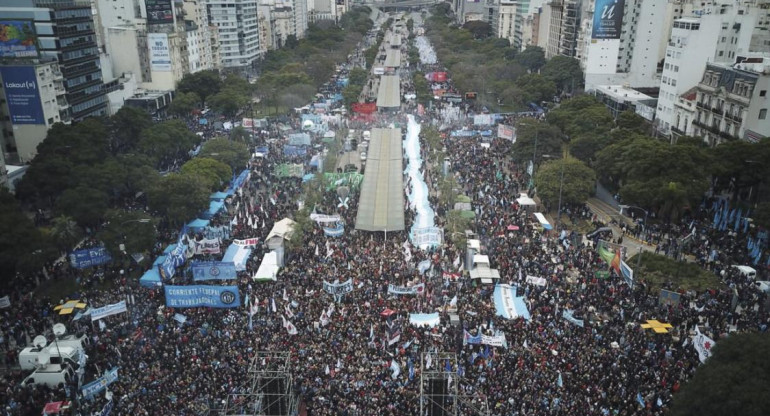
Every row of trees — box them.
[426,4,583,110]
[255,7,374,111]
[511,95,770,225]
[172,71,255,118]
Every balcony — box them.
[692,119,736,140]
[725,112,743,123]
[711,106,723,115]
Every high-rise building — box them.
[183,0,220,73]
[205,0,262,68]
[656,1,770,136]
[541,0,581,58]
[0,61,69,163]
[495,0,519,46]
[691,57,770,145]
[1,0,109,122]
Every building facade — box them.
[205,0,261,68]
[0,61,68,163]
[692,58,770,146]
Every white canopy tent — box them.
[266,218,296,250]
[253,251,280,281]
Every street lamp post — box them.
[541,154,566,230]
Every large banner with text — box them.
[164,285,240,308]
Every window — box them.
[761,90,767,97]
[760,109,767,120]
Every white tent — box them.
[253,251,280,281]
[266,218,296,250]
[516,193,536,206]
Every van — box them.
[363,130,371,140]
[21,364,75,388]
[732,265,757,279]
[755,281,770,293]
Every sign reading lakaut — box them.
[388,283,425,296]
[90,301,127,322]
[164,285,240,308]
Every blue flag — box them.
[444,359,451,372]
[637,393,646,407]
[557,372,563,388]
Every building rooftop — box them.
[594,85,654,102]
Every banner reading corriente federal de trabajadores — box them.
[592,0,625,40]
[164,285,240,308]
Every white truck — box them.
[21,363,75,388]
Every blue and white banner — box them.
[620,259,634,288]
[562,309,584,327]
[191,261,237,281]
[493,284,531,320]
[173,313,187,324]
[99,400,113,416]
[90,301,127,322]
[0,295,10,309]
[411,227,443,247]
[463,330,508,348]
[159,239,186,279]
[323,222,345,237]
[388,283,425,296]
[81,367,119,400]
[323,279,353,296]
[418,260,432,274]
[409,312,440,327]
[70,247,112,269]
[164,285,240,308]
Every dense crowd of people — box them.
[1,11,768,416]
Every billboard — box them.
[148,33,172,71]
[146,0,174,24]
[164,285,241,308]
[592,0,625,39]
[0,66,45,125]
[0,20,38,59]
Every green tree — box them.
[230,126,251,143]
[542,56,583,93]
[56,186,109,228]
[49,215,83,253]
[569,133,613,164]
[709,139,770,202]
[462,21,492,39]
[0,189,52,289]
[511,120,564,164]
[669,333,770,416]
[96,210,158,258]
[180,157,233,190]
[547,95,614,138]
[342,84,363,109]
[147,173,209,225]
[208,89,249,117]
[348,67,368,87]
[754,202,770,229]
[168,91,200,118]
[512,73,557,105]
[177,69,222,106]
[199,138,250,170]
[616,110,648,133]
[534,157,595,208]
[138,120,200,168]
[109,106,153,153]
[513,46,546,72]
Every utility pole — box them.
[556,157,565,230]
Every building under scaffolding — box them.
[420,352,490,416]
[223,351,298,416]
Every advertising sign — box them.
[145,0,174,24]
[0,20,38,58]
[81,368,119,400]
[0,66,44,125]
[164,285,241,308]
[592,0,625,39]
[147,33,171,71]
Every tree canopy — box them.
[176,70,222,106]
[534,157,596,209]
[668,333,770,416]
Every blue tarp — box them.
[163,244,177,254]
[222,244,252,271]
[139,268,161,288]
[153,255,167,266]
[199,118,208,125]
[302,173,316,183]
[202,200,225,219]
[210,191,228,200]
[288,133,311,146]
[187,218,210,231]
[284,145,307,156]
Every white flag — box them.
[425,353,432,370]
[390,360,400,379]
[286,321,298,335]
[271,298,277,313]
[283,288,289,301]
[692,326,715,364]
[449,295,458,307]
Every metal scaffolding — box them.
[419,352,491,416]
[222,351,298,416]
